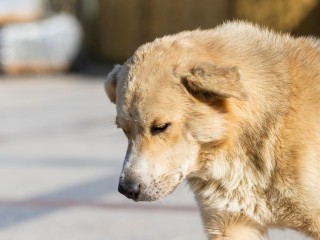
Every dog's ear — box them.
[104,65,122,104]
[176,63,247,101]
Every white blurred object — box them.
[0,13,82,74]
[0,0,45,24]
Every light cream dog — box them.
[104,21,320,240]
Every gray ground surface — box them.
[0,75,310,239]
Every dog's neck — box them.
[187,99,288,225]
[187,139,276,225]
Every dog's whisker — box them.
[161,172,181,182]
[162,168,181,177]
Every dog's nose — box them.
[118,181,141,201]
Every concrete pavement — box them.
[0,75,310,239]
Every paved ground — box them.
[0,75,311,239]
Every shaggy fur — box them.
[104,21,320,239]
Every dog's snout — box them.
[118,181,141,201]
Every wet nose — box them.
[118,181,141,201]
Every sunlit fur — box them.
[104,21,320,239]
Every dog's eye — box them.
[151,123,170,135]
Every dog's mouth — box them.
[118,172,184,202]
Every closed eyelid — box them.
[150,122,171,135]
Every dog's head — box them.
[104,38,247,201]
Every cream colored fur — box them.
[104,21,320,239]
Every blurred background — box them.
[0,0,319,239]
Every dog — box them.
[104,21,320,240]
